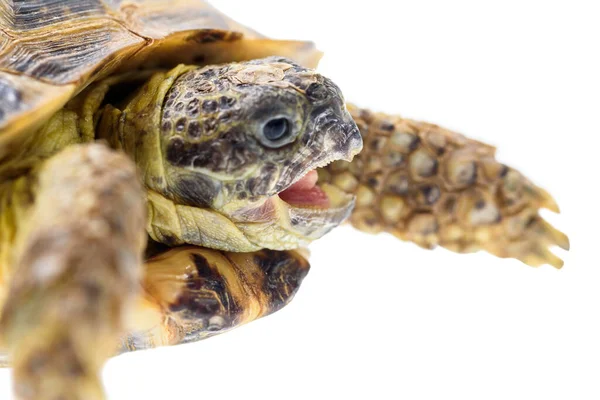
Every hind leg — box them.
[0,144,146,400]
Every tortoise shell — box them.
[0,0,321,159]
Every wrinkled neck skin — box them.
[95,64,360,252]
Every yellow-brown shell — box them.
[0,0,321,158]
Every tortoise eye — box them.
[262,117,291,142]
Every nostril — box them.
[306,82,329,102]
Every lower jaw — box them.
[283,186,355,239]
[229,183,355,251]
[266,183,356,243]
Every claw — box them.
[537,187,561,213]
[335,104,569,269]
[535,245,564,269]
[504,216,568,268]
[539,219,570,251]
[524,182,560,213]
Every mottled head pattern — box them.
[98,57,362,250]
[131,57,363,250]
[160,57,362,206]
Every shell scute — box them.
[0,1,319,149]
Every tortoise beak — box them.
[217,98,363,251]
[339,119,363,162]
[314,106,363,163]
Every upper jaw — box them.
[221,112,363,249]
[229,134,361,249]
[335,122,364,161]
[274,117,363,194]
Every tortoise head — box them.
[119,57,362,250]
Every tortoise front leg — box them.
[320,104,569,268]
[120,246,309,352]
[0,144,146,400]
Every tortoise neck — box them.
[95,67,195,196]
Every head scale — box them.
[114,57,362,251]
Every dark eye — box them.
[263,118,291,141]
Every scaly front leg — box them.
[0,144,146,400]
[320,104,568,268]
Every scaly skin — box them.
[0,58,356,399]
[0,242,310,365]
[0,57,569,400]
[92,59,361,251]
[320,105,568,268]
[0,57,358,306]
[0,144,146,400]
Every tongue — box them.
[279,170,330,208]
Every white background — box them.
[1,1,599,399]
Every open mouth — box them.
[226,164,355,248]
[277,168,355,212]
[261,166,355,242]
[279,170,329,208]
[223,121,362,249]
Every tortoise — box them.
[0,1,569,399]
